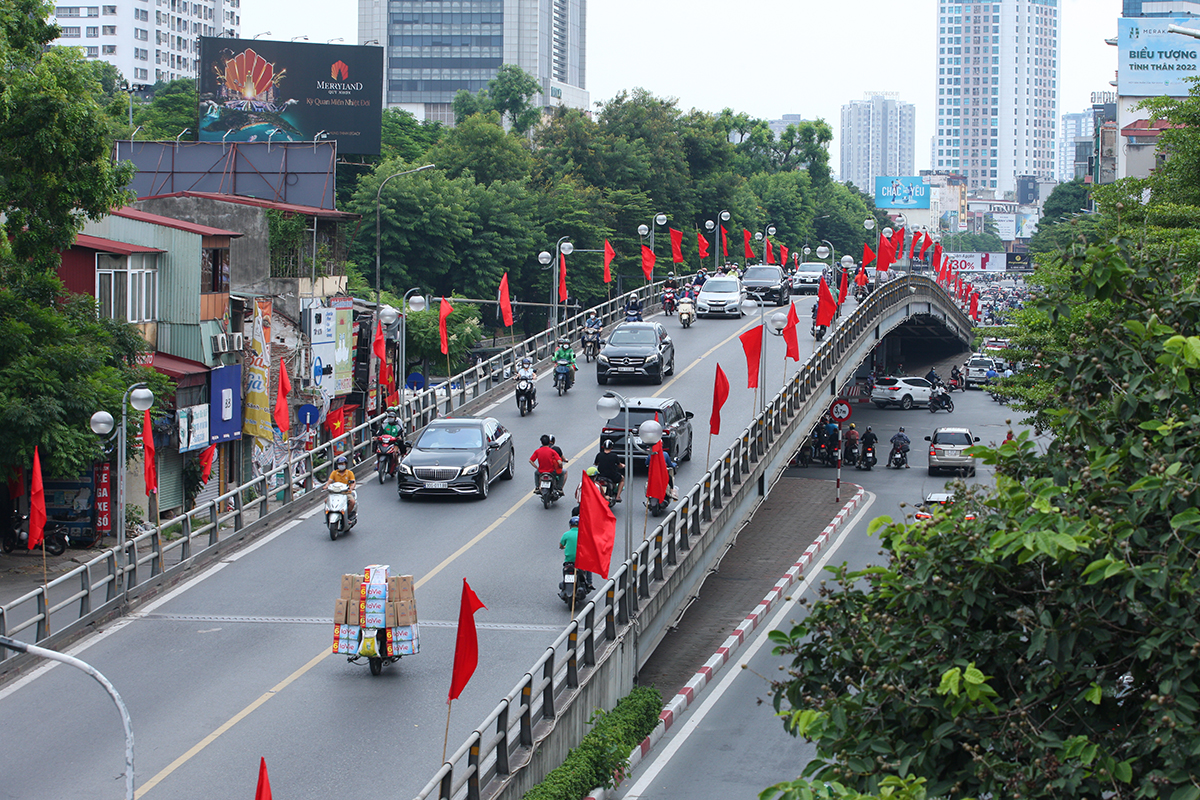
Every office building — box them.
[933,0,1060,195]
[1122,0,1200,16]
[839,94,916,193]
[768,114,811,138]
[50,0,240,87]
[360,0,588,124]
[1059,109,1094,182]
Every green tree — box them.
[426,111,533,185]
[1041,178,1090,225]
[135,78,197,140]
[452,64,541,134]
[404,303,482,376]
[380,108,443,162]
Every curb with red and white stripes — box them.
[584,484,867,800]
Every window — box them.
[102,4,115,12]
[102,44,115,53]
[201,248,229,293]
[86,5,98,14]
[102,24,115,33]
[56,6,81,16]
[96,253,157,323]
[86,26,98,36]
[85,45,98,56]
[61,26,81,36]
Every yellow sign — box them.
[243,299,274,440]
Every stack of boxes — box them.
[333,564,420,657]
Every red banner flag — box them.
[970,290,980,320]
[816,277,837,327]
[576,474,617,579]
[877,233,894,273]
[764,238,775,265]
[373,319,386,361]
[720,226,729,257]
[863,242,876,265]
[932,243,943,278]
[29,446,45,551]
[273,359,291,439]
[739,326,763,389]
[199,444,216,484]
[324,405,345,436]
[448,579,487,702]
[782,303,800,362]
[709,363,730,435]
[838,268,848,305]
[669,228,684,264]
[558,252,568,302]
[891,227,906,255]
[439,297,454,355]
[143,408,157,495]
[646,441,669,502]
[697,231,710,260]
[742,229,754,260]
[641,244,655,280]
[779,243,789,266]
[920,232,934,259]
[255,756,273,800]
[498,272,514,327]
[855,266,869,287]
[603,239,615,283]
[910,231,921,260]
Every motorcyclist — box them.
[663,272,679,291]
[890,427,911,468]
[844,423,860,461]
[692,268,708,290]
[925,367,941,385]
[530,434,565,493]
[559,516,594,592]
[950,365,963,385]
[325,455,357,517]
[593,439,625,503]
[584,312,603,332]
[645,446,677,496]
[515,356,538,405]
[552,336,577,389]
[624,294,643,320]
[550,434,569,487]
[861,425,878,451]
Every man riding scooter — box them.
[325,455,358,518]
[530,434,565,494]
[552,336,577,391]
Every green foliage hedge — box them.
[523,686,663,800]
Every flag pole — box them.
[705,434,712,467]
[642,495,650,541]
[41,538,49,635]
[443,701,453,763]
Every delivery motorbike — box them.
[581,329,601,362]
[537,471,563,509]
[677,298,695,328]
[374,434,403,483]
[515,377,536,416]
[325,481,357,540]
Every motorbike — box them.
[559,561,592,606]
[929,388,955,413]
[812,324,827,342]
[624,307,643,323]
[677,298,695,328]
[887,444,909,469]
[582,329,601,362]
[374,434,403,483]
[2,515,68,556]
[324,481,357,541]
[554,360,573,395]
[843,440,859,467]
[948,373,966,392]
[646,469,675,517]
[856,443,877,471]
[855,288,868,303]
[538,471,563,509]
[661,288,676,316]
[592,474,619,508]
[515,377,536,416]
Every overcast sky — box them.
[243,0,1122,174]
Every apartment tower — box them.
[840,94,916,191]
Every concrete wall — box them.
[134,196,271,289]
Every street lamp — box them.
[290,35,308,41]
[538,236,574,331]
[394,290,426,428]
[90,383,155,593]
[740,294,788,413]
[375,163,436,306]
[752,224,777,266]
[326,37,344,43]
[252,31,271,39]
[703,210,731,273]
[637,213,669,277]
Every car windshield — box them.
[609,329,657,346]
[702,279,738,293]
[417,426,483,450]
[743,268,778,281]
[969,359,993,368]
[933,431,973,446]
[796,263,825,273]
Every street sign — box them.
[830,399,853,421]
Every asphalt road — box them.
[0,298,867,800]
[610,386,1041,800]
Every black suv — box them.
[741,265,791,306]
[597,321,675,385]
[599,395,695,462]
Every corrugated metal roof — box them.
[138,191,361,220]
[110,206,244,237]
[72,233,166,255]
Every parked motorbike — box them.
[582,329,601,362]
[515,377,536,416]
[2,515,68,556]
[856,443,877,471]
[554,359,573,395]
[324,481,357,541]
[661,288,676,316]
[374,434,403,483]
[812,324,827,342]
[887,444,909,469]
[677,298,695,328]
[559,561,592,606]
[538,471,563,509]
[929,388,955,413]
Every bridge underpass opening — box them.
[871,312,974,376]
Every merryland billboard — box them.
[875,176,932,209]
[198,37,383,155]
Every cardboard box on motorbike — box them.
[334,565,420,658]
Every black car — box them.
[397,416,515,499]
[597,322,675,385]
[741,265,791,306]
[599,395,695,462]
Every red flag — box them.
[909,231,921,260]
[920,233,934,259]
[646,441,669,502]
[373,319,385,360]
[932,243,944,278]
[782,303,800,362]
[720,226,729,257]
[742,229,754,260]
[969,291,980,319]
[877,234,894,273]
[779,244,789,266]
[709,364,730,435]
[558,252,568,302]
[669,228,684,264]
[739,326,763,389]
[816,277,836,327]
[255,756,273,800]
[498,272,514,327]
[603,239,615,283]
[764,238,775,265]
[855,266,868,287]
[143,408,157,495]
[324,405,345,436]
[576,475,617,579]
[640,244,655,280]
[199,444,216,484]
[862,242,876,265]
[439,297,453,355]
[273,359,291,439]
[29,446,45,551]
[448,579,487,702]
[838,268,848,305]
[891,227,906,255]
[697,231,710,260]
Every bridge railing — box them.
[413,274,973,800]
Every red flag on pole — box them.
[603,239,615,283]
[558,253,568,303]
[143,408,157,494]
[576,475,616,579]
[970,290,980,320]
[199,444,216,484]
[742,229,755,260]
[697,231,709,260]
[739,326,763,389]
[855,266,869,287]
[640,244,655,280]
[439,297,453,355]
[816,277,837,327]
[498,273,514,327]
[764,238,775,265]
[720,226,729,257]
[779,243,789,266]
[863,242,876,265]
[273,359,291,439]
[448,579,487,702]
[891,227,906,255]
[909,231,921,260]
[29,446,45,551]
[920,233,934,259]
[782,303,800,362]
[932,243,944,279]
[877,234,894,273]
[373,320,386,360]
[646,441,669,502]
[710,364,730,435]
[669,228,684,264]
[838,268,848,305]
[255,756,273,800]
[324,405,345,436]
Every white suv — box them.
[964,356,998,388]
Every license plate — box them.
[540,479,551,488]
[563,573,575,584]
[426,481,449,489]
[618,367,636,372]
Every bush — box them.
[523,686,662,800]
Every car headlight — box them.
[462,463,480,476]
[644,354,659,365]
[398,463,413,475]
[598,354,609,364]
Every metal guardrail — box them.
[413,274,973,800]
[0,284,664,670]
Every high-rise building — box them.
[1122,0,1200,16]
[360,0,588,125]
[933,1,1059,196]
[839,94,916,193]
[1059,109,1094,182]
[50,0,240,87]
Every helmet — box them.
[588,311,597,317]
[898,427,905,432]
[866,426,872,432]
[335,455,347,466]
[849,424,855,430]
[521,357,532,367]
[585,466,599,476]
[569,516,580,527]
[603,439,614,450]
[558,336,569,345]
[549,435,556,444]
[668,271,675,277]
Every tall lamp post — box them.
[637,213,669,277]
[89,383,155,590]
[703,210,731,273]
[740,297,789,413]
[396,289,426,428]
[538,236,574,331]
[375,163,436,309]
[753,224,777,267]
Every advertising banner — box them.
[95,463,111,535]
[875,176,932,209]
[992,213,1017,241]
[1118,18,1200,97]
[332,297,354,396]
[305,304,338,402]
[1015,213,1039,239]
[1006,253,1032,271]
[209,364,242,443]
[178,404,211,453]
[244,299,274,440]
[44,476,96,538]
[939,252,1009,271]
[198,37,384,155]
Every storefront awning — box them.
[151,352,210,388]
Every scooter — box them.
[843,440,859,467]
[537,471,563,509]
[515,377,536,416]
[624,307,643,323]
[374,434,403,483]
[661,288,676,316]
[855,287,868,303]
[856,443,877,470]
[677,298,695,328]
[812,324,827,342]
[2,515,68,556]
[929,388,955,413]
[591,474,619,508]
[887,444,909,469]
[581,329,601,361]
[554,360,573,395]
[559,561,592,606]
[324,481,357,541]
[646,469,675,517]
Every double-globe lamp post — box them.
[739,298,788,413]
[89,383,155,589]
[753,224,777,266]
[387,288,427,430]
[538,237,573,331]
[703,210,731,273]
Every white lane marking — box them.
[619,491,878,799]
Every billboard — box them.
[875,177,931,209]
[1015,213,1039,239]
[1118,18,1200,97]
[198,37,383,155]
[939,252,1008,272]
[992,213,1017,241]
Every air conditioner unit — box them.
[230,332,244,351]
[216,333,229,352]
[210,334,223,354]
